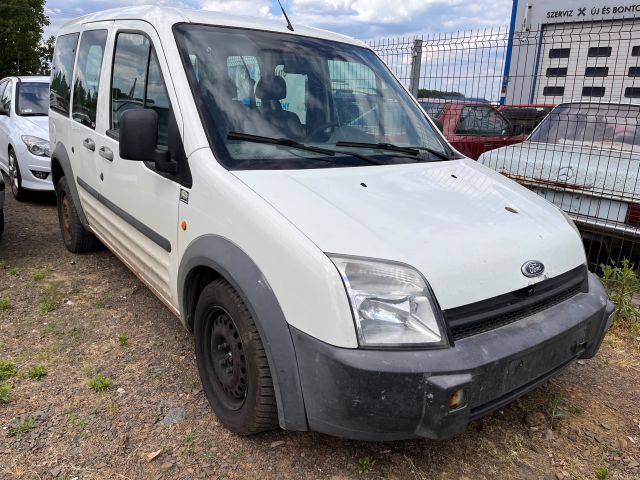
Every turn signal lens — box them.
[448,389,465,410]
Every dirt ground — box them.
[0,186,639,480]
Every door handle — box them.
[99,146,113,162]
[83,138,95,151]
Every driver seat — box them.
[255,74,304,140]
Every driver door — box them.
[89,21,185,309]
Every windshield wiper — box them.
[336,141,452,161]
[227,132,384,165]
[228,132,336,156]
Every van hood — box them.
[233,159,586,310]
[17,115,49,139]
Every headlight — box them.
[329,255,446,348]
[21,135,50,157]
[559,208,581,238]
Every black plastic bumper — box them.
[291,272,614,441]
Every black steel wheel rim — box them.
[205,307,248,410]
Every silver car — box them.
[479,102,640,241]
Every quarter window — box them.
[51,33,79,116]
[110,33,170,149]
[72,30,108,129]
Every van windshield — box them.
[174,25,454,170]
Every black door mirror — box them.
[119,109,177,174]
[432,117,444,133]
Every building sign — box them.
[545,3,640,22]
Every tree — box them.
[39,35,56,76]
[0,0,50,78]
[417,89,464,99]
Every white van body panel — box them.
[234,159,587,310]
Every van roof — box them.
[1,76,50,84]
[58,5,366,48]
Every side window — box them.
[110,32,171,149]
[0,81,13,113]
[111,33,150,132]
[0,81,7,113]
[50,33,80,115]
[72,30,108,129]
[456,106,510,135]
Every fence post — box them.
[410,39,423,98]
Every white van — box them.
[50,6,613,441]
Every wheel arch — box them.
[51,143,88,226]
[178,235,308,432]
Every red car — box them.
[419,100,527,160]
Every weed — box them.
[184,431,196,453]
[358,456,373,474]
[32,271,45,281]
[0,384,10,403]
[600,259,640,325]
[8,416,36,437]
[0,298,10,311]
[88,373,112,392]
[595,466,608,480]
[8,268,17,277]
[27,365,47,380]
[118,335,128,346]
[568,404,584,415]
[67,412,86,429]
[546,392,564,428]
[0,360,18,380]
[38,300,55,315]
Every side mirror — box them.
[432,117,444,133]
[119,109,177,174]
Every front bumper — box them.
[291,272,613,441]
[14,144,52,192]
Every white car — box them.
[479,102,640,241]
[0,76,52,200]
[50,7,613,441]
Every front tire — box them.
[56,176,99,253]
[8,149,26,201]
[194,279,278,435]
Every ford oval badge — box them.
[522,260,545,278]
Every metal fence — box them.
[370,21,640,271]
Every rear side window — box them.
[72,30,108,129]
[50,33,80,115]
[110,32,170,148]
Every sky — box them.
[43,0,514,41]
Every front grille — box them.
[444,265,588,341]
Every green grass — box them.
[38,300,55,315]
[546,392,564,428]
[118,335,128,346]
[88,373,112,392]
[27,365,47,380]
[32,271,45,281]
[595,466,609,480]
[0,360,18,380]
[8,268,17,277]
[8,416,36,437]
[0,298,10,311]
[0,384,11,403]
[600,259,640,325]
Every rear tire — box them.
[194,279,278,435]
[8,149,26,201]
[56,176,99,253]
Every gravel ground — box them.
[0,185,639,480]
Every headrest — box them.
[255,74,287,101]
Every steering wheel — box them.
[307,121,340,139]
